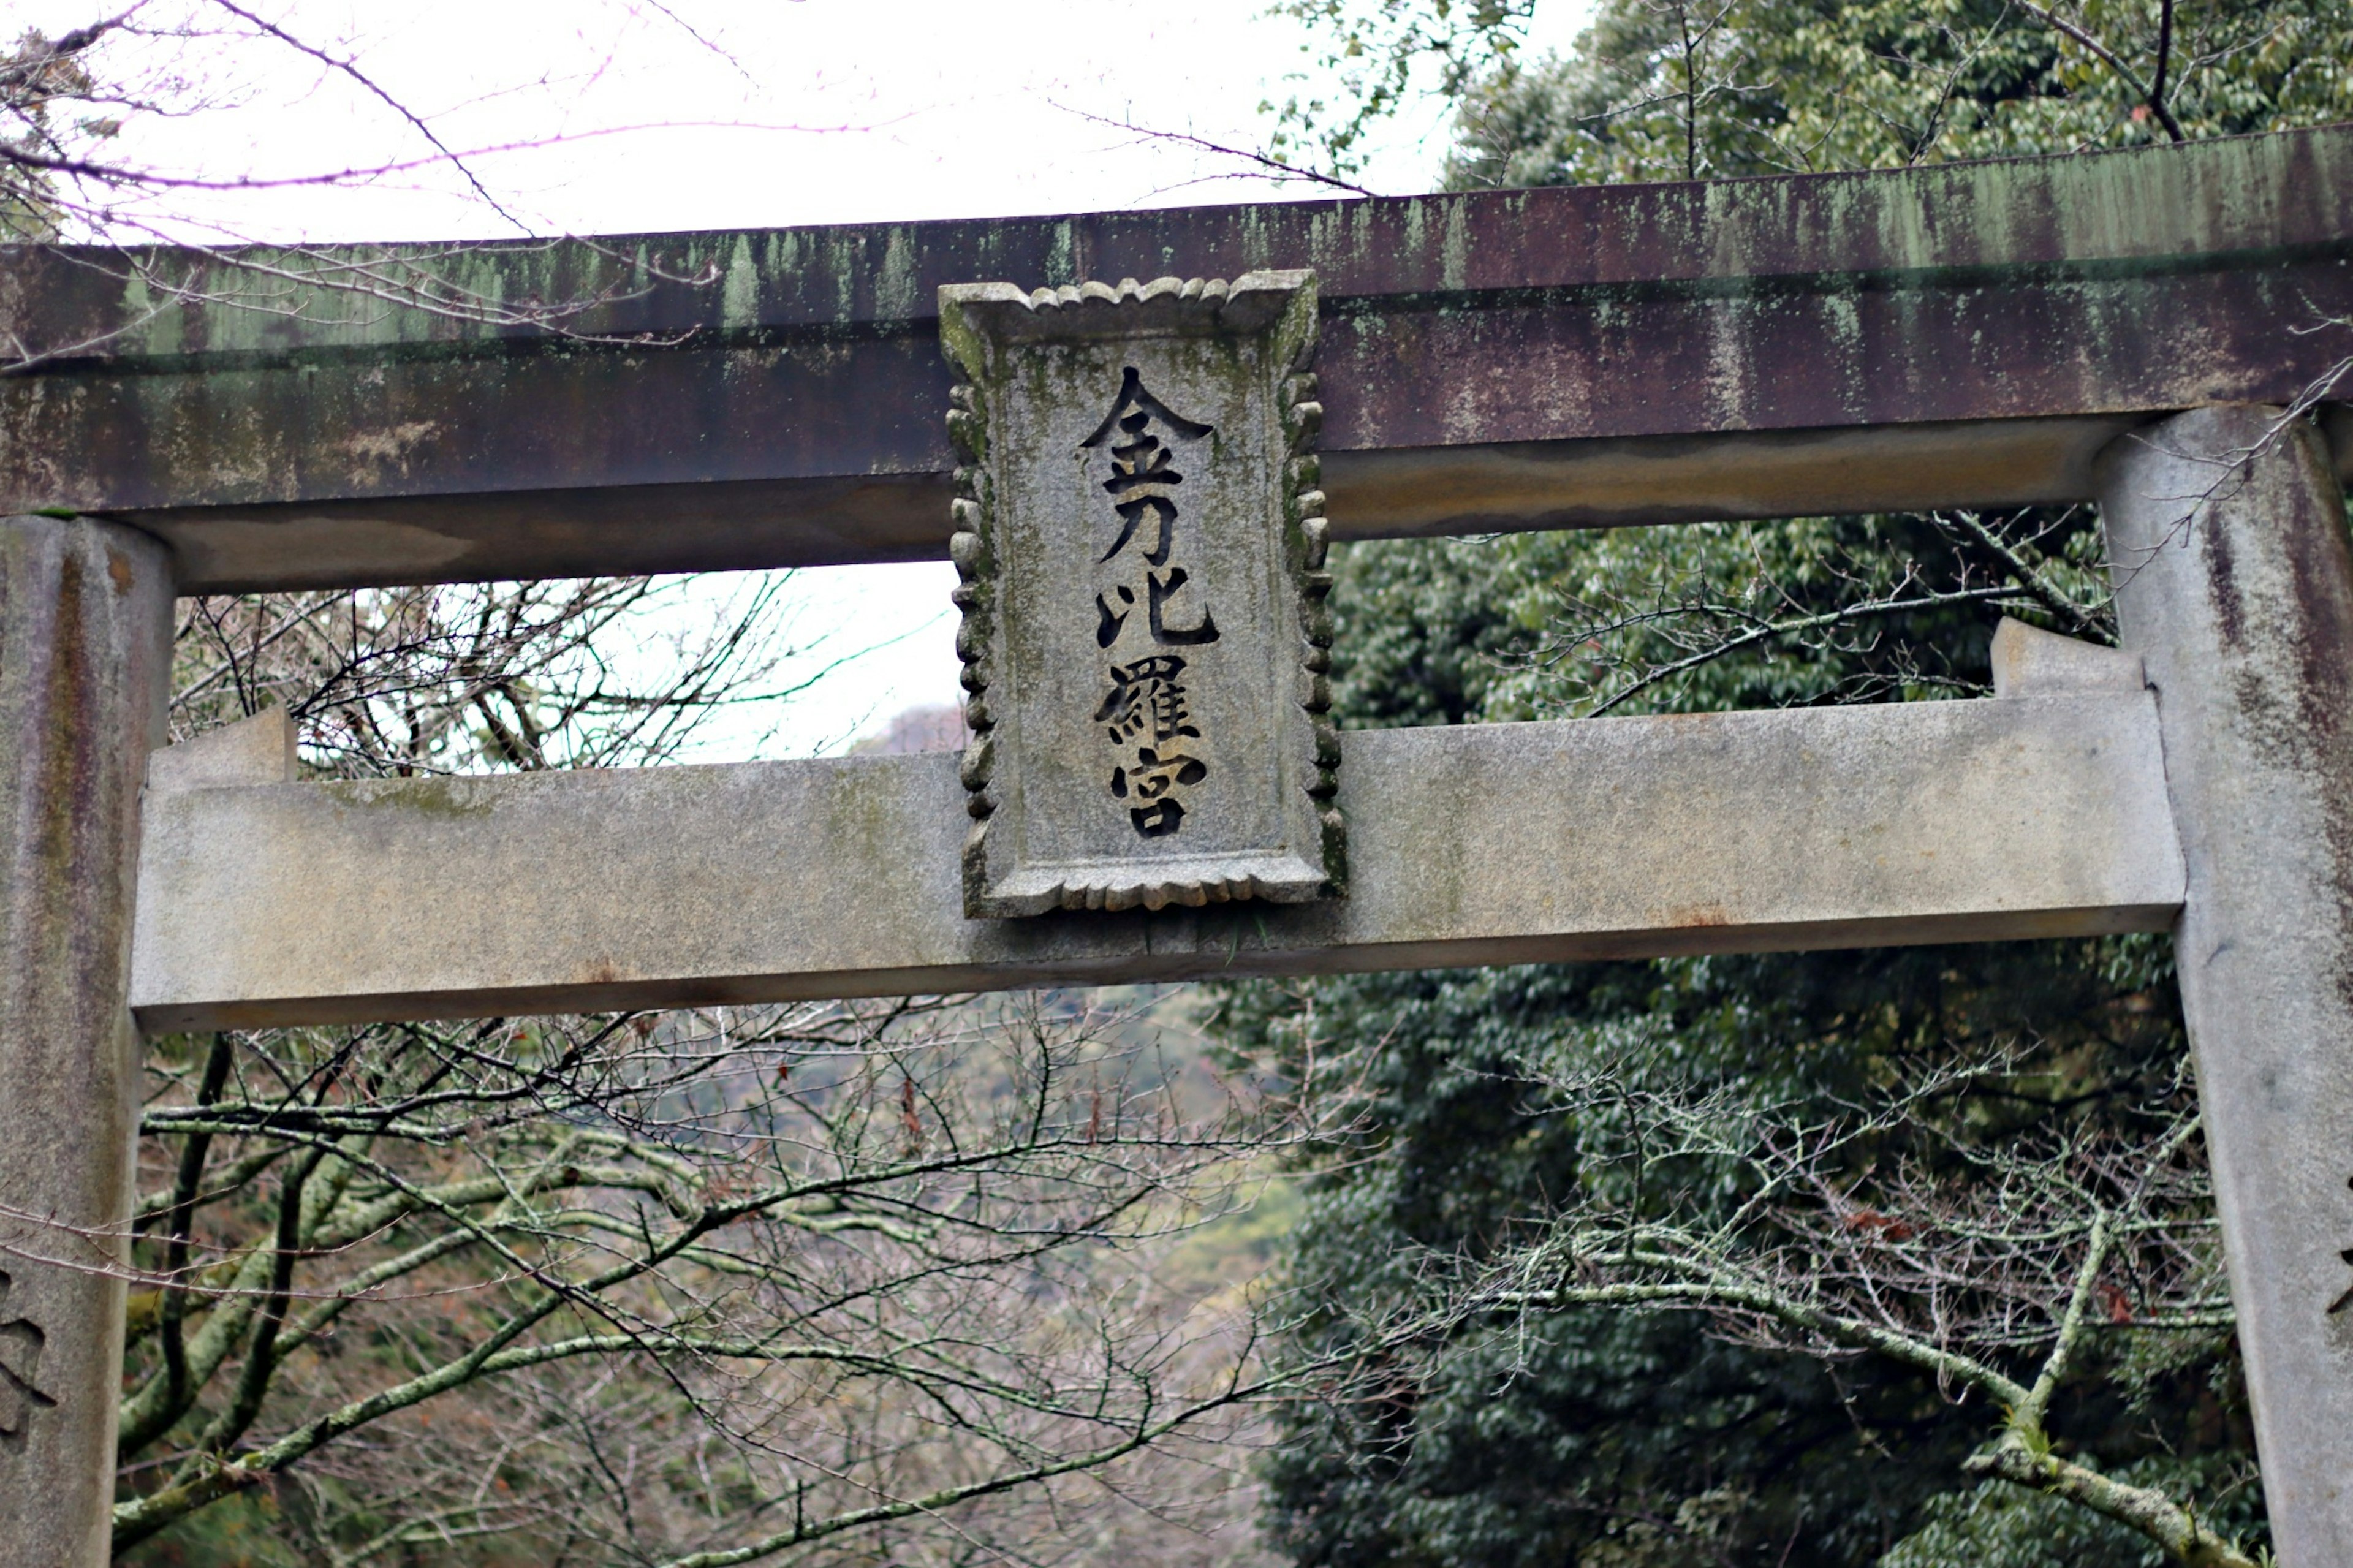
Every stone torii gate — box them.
[5,125,2353,1565]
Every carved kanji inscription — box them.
[941,273,1341,917]
[0,1271,56,1450]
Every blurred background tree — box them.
[3,12,1319,1564]
[17,1,2353,1561]
[1216,1,2353,1563]
[116,580,1316,1568]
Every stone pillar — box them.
[2098,405,2353,1566]
[0,517,175,1567]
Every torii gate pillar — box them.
[2101,406,2353,1563]
[0,515,175,1568]
[3,126,2351,1565]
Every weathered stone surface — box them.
[0,515,175,1568]
[3,129,2347,590]
[131,689,2183,1031]
[2098,406,2353,1568]
[1988,616,2145,699]
[148,708,295,793]
[941,274,1338,915]
[83,414,2353,594]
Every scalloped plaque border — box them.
[939,272,1343,918]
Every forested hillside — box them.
[1215,1,2353,1562]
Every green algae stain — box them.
[1440,200,1471,293]
[330,776,496,819]
[876,229,920,320]
[721,233,762,329]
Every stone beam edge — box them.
[131,694,2188,1031]
[119,411,2353,594]
[133,906,2183,1034]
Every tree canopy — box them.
[1219,1,2353,1562]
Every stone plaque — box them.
[941,272,1342,918]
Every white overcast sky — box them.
[15,0,1591,756]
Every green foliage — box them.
[1227,3,2353,1555]
[1,26,118,241]
[1217,930,2245,1564]
[1274,0,2353,190]
[118,1485,555,1568]
[1264,1,1542,180]
[116,1493,311,1568]
[1230,529,2256,1568]
[1344,509,2110,727]
[1881,1456,2267,1568]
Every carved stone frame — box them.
[941,272,1343,918]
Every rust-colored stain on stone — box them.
[0,513,174,1566]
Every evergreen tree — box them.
[1224,2,2353,1560]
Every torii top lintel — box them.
[6,125,2351,593]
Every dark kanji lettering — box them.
[1146,567,1219,646]
[1095,584,1135,648]
[1080,366,1214,450]
[1127,799,1186,838]
[1101,496,1175,567]
[1094,654,1199,744]
[1112,746,1208,801]
[1103,419,1182,496]
[1083,369,1219,839]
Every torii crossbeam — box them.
[6,125,2353,1566]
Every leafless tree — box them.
[121,988,1316,1564]
[0,13,1354,1561]
[0,4,781,371]
[102,578,1344,1564]
[171,575,830,772]
[1349,1043,2256,1567]
[1490,506,2106,719]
